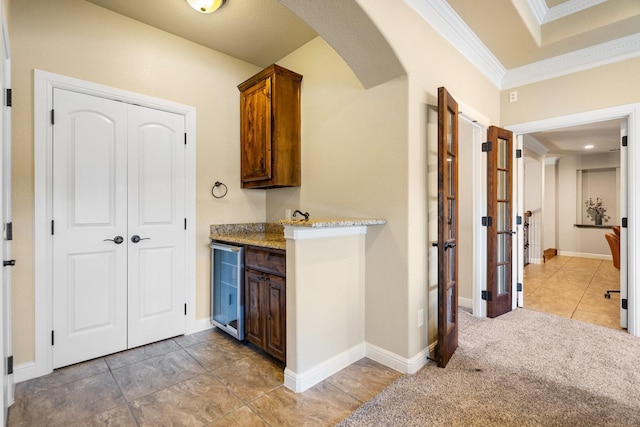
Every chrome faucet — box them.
[293,210,310,221]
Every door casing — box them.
[507,103,640,336]
[27,70,197,382]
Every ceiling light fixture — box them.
[186,0,226,14]
[584,144,594,149]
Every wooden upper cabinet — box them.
[238,64,302,189]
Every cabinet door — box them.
[240,77,272,183]
[245,269,265,347]
[265,275,286,362]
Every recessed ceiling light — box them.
[186,0,226,14]
[584,144,594,149]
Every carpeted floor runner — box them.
[338,308,640,426]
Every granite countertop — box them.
[210,223,286,250]
[210,219,386,250]
[279,218,387,228]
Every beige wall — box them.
[11,0,264,364]
[12,0,502,369]
[265,37,411,359]
[356,0,500,358]
[501,57,640,126]
[557,154,620,256]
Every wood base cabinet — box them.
[244,247,286,362]
[238,64,302,189]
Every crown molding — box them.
[542,0,607,24]
[404,0,505,88]
[502,32,640,89]
[526,0,547,24]
[523,134,550,156]
[406,0,640,91]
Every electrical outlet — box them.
[418,308,424,327]
[509,91,518,103]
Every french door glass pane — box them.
[448,156,455,197]
[498,170,508,200]
[497,264,507,295]
[497,137,508,169]
[447,111,454,153]
[498,234,508,263]
[448,199,456,239]
[497,202,508,231]
[447,285,455,327]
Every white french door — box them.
[52,89,186,368]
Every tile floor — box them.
[8,328,402,426]
[524,255,622,330]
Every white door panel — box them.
[53,91,186,366]
[127,105,185,348]
[53,89,128,368]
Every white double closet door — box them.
[52,89,186,369]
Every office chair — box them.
[604,232,620,299]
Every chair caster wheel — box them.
[604,293,611,299]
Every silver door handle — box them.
[131,235,150,243]
[104,236,124,244]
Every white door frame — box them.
[507,103,640,336]
[26,70,197,382]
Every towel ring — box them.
[211,181,228,199]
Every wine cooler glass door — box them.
[211,243,244,340]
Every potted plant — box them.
[584,197,610,226]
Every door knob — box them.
[103,236,124,244]
[444,241,456,250]
[131,235,150,243]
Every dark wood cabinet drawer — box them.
[245,247,285,276]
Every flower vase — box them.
[595,213,602,226]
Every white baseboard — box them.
[14,362,37,384]
[284,343,366,393]
[189,317,214,334]
[530,257,544,264]
[459,297,473,309]
[365,342,430,374]
[557,251,612,261]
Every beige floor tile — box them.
[129,374,243,426]
[572,309,622,330]
[324,358,402,403]
[525,256,621,329]
[112,349,206,401]
[72,404,138,427]
[249,381,361,427]
[212,352,284,403]
[105,338,181,370]
[207,405,270,427]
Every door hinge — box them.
[516,216,522,225]
[481,290,492,301]
[482,141,492,152]
[622,299,628,310]
[184,218,187,230]
[51,220,55,235]
[5,222,12,241]
[5,88,11,107]
[184,303,187,315]
[184,133,187,145]
[622,218,628,228]
[517,283,523,292]
[622,136,628,147]
[51,109,55,125]
[516,149,522,158]
[51,330,55,346]
[6,355,13,375]
[482,216,492,227]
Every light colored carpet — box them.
[339,308,640,426]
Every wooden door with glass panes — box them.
[436,87,459,367]
[486,126,514,318]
